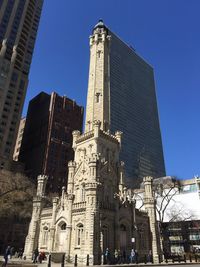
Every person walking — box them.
[32,247,39,263]
[122,250,126,263]
[135,250,139,264]
[105,248,110,264]
[3,246,11,267]
[147,250,152,263]
[114,249,118,264]
[130,249,135,263]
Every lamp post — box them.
[131,198,137,250]
[114,188,137,251]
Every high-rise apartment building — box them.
[19,92,83,193]
[0,0,44,168]
[85,20,166,185]
[13,117,26,161]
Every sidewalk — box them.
[0,257,200,267]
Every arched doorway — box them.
[120,224,127,251]
[57,222,67,252]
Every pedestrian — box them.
[135,250,139,264]
[3,246,11,267]
[147,250,152,263]
[105,248,110,264]
[130,249,135,263]
[118,249,122,264]
[18,248,23,259]
[10,247,15,259]
[38,252,43,263]
[114,249,118,264]
[122,250,126,263]
[32,247,39,263]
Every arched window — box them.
[76,223,84,247]
[81,184,85,202]
[42,226,49,245]
[60,222,66,230]
[120,224,126,231]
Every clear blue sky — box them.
[23,0,200,179]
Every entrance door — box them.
[102,226,109,252]
[57,222,67,252]
[120,224,127,251]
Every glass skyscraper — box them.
[85,20,165,186]
[0,0,44,168]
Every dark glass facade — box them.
[19,92,84,193]
[108,30,166,185]
[0,0,44,167]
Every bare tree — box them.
[134,176,195,223]
[154,176,181,223]
[166,203,196,222]
[0,170,36,218]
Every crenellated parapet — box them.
[75,130,94,144]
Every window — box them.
[42,226,49,245]
[169,236,183,241]
[189,234,200,240]
[11,72,18,82]
[19,79,25,90]
[81,184,85,202]
[95,92,100,103]
[76,224,84,247]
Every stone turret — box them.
[24,175,48,258]
[67,161,76,195]
[143,176,162,263]
[36,174,48,197]
[72,130,80,149]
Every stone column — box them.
[84,183,100,265]
[49,197,59,251]
[66,161,75,259]
[143,176,162,263]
